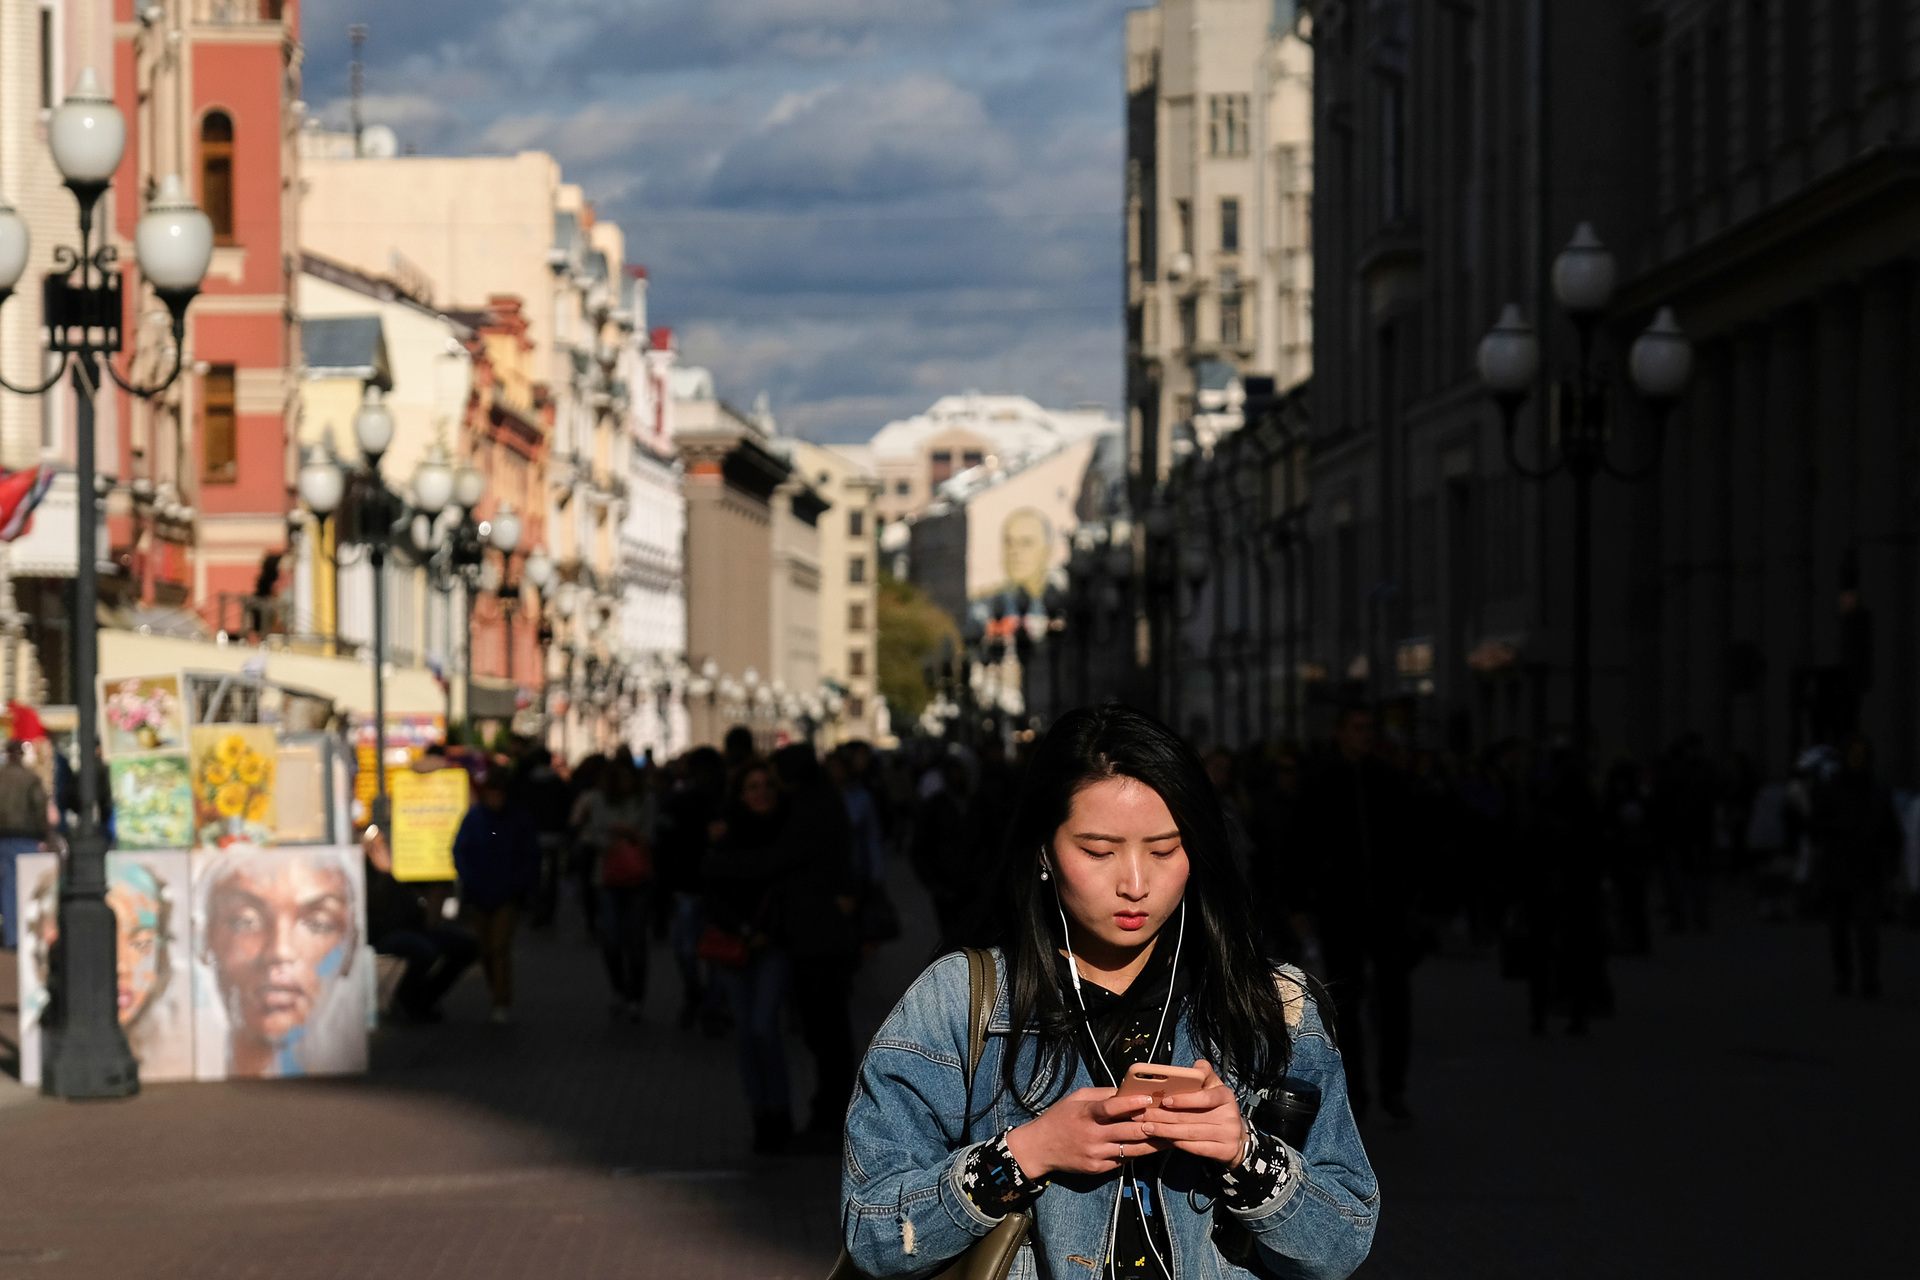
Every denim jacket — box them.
[843,950,1378,1280]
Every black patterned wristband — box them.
[1218,1127,1291,1210]
[961,1131,1048,1216]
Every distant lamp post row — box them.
[1477,221,1695,769]
[0,69,215,1099]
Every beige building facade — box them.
[792,438,884,744]
[868,393,1115,528]
[1125,1,1312,477]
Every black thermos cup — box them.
[1254,1077,1322,1151]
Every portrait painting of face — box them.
[191,847,368,1080]
[1001,508,1052,598]
[16,852,193,1085]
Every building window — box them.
[848,556,866,584]
[848,509,864,537]
[962,450,984,469]
[201,112,236,244]
[1179,297,1197,348]
[846,695,865,719]
[930,450,953,484]
[1176,199,1193,254]
[894,480,909,496]
[1208,94,1250,156]
[202,365,238,483]
[848,603,866,631]
[848,648,866,677]
[1220,198,1240,253]
[1220,292,1243,346]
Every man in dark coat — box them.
[1293,704,1418,1122]
[705,745,859,1143]
[1811,734,1901,998]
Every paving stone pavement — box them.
[0,860,1913,1279]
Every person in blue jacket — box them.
[843,706,1377,1280]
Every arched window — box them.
[200,112,234,244]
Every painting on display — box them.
[101,675,187,756]
[189,846,369,1080]
[109,755,195,851]
[15,851,196,1085]
[188,725,278,849]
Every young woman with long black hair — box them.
[841,706,1375,1280]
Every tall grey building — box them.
[1310,1,1920,778]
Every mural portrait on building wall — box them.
[192,847,367,1080]
[15,852,195,1084]
[1001,508,1052,599]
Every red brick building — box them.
[110,0,300,624]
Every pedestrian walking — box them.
[1293,704,1418,1122]
[579,749,656,1021]
[703,758,795,1153]
[511,746,572,930]
[839,705,1376,1280]
[1810,733,1900,998]
[657,746,727,1030]
[452,770,541,1024]
[0,737,48,950]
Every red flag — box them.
[0,466,53,542]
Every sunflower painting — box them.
[189,726,278,848]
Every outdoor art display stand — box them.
[15,672,373,1084]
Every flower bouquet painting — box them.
[103,676,186,755]
[189,726,278,849]
[109,755,195,850]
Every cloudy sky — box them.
[301,0,1133,443]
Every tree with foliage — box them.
[878,570,958,724]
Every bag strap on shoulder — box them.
[959,947,997,1141]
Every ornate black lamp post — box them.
[1477,223,1696,768]
[0,70,214,1098]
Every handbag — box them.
[601,829,653,888]
[695,923,752,968]
[826,948,1030,1280]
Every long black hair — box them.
[966,705,1295,1105]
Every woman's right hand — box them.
[1003,1088,1157,1178]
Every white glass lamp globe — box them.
[701,658,719,680]
[524,546,555,591]
[353,386,395,459]
[489,502,522,553]
[1629,307,1695,403]
[297,448,345,516]
[411,444,454,515]
[1551,222,1618,316]
[453,461,486,511]
[1476,303,1540,396]
[410,512,439,555]
[743,667,760,688]
[0,194,30,293]
[49,69,126,185]
[135,175,213,291]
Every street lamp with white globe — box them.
[1477,222,1694,772]
[0,69,213,1099]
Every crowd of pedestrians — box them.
[348,695,1915,1163]
[364,727,899,1156]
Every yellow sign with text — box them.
[389,767,469,883]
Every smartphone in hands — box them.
[1117,1062,1211,1104]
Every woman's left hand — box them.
[1139,1060,1248,1167]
